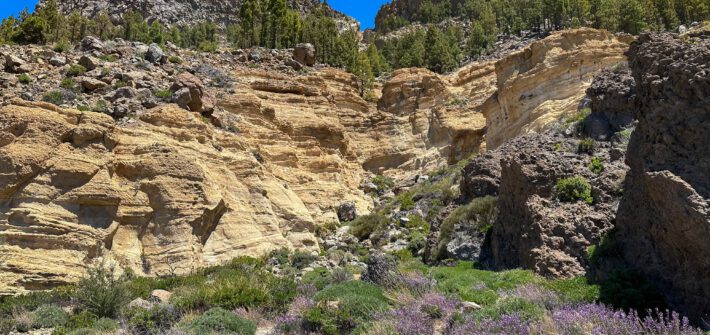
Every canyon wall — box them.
[615,32,710,323]
[0,28,629,293]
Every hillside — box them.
[0,1,709,334]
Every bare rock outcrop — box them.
[0,28,632,293]
[483,29,631,148]
[583,67,637,139]
[615,32,710,323]
[488,132,627,277]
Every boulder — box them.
[80,36,105,52]
[4,54,30,73]
[170,72,215,113]
[49,55,67,67]
[127,298,154,310]
[80,77,108,92]
[150,289,172,304]
[337,202,358,222]
[78,55,100,71]
[293,43,316,66]
[145,43,166,64]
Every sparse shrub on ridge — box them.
[554,176,593,204]
[74,265,129,318]
[183,307,256,335]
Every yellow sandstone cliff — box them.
[0,28,629,294]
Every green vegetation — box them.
[52,40,71,52]
[589,156,605,175]
[183,307,256,335]
[554,176,593,204]
[370,175,395,194]
[66,64,87,76]
[578,138,596,154]
[17,73,31,84]
[350,212,389,241]
[154,89,173,100]
[168,55,183,64]
[42,90,66,105]
[434,196,498,260]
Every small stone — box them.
[150,289,172,304]
[80,77,108,92]
[145,43,166,64]
[79,55,100,71]
[127,298,153,310]
[80,36,105,52]
[461,301,482,313]
[293,43,316,66]
[49,55,67,67]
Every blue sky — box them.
[0,0,388,29]
[0,1,36,20]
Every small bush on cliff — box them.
[435,196,498,260]
[183,307,256,335]
[350,213,389,241]
[554,177,593,204]
[589,157,605,175]
[371,175,395,194]
[32,304,68,328]
[18,74,31,84]
[74,265,129,318]
[578,138,596,154]
[66,64,87,77]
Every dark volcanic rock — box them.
[583,68,636,139]
[490,132,626,278]
[615,32,710,323]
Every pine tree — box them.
[240,0,259,47]
[619,0,647,33]
[350,51,374,97]
[267,0,287,48]
[425,27,454,73]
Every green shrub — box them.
[350,213,389,241]
[302,303,353,335]
[91,100,109,114]
[589,157,604,175]
[18,73,31,84]
[563,108,591,134]
[60,77,75,89]
[183,307,256,335]
[172,266,296,314]
[32,304,68,328]
[62,317,119,335]
[74,265,129,318]
[371,175,395,193]
[578,138,596,154]
[42,90,65,105]
[168,56,183,64]
[554,176,593,204]
[398,193,415,210]
[433,262,539,306]
[291,250,318,270]
[66,64,87,76]
[315,220,339,239]
[97,54,118,62]
[123,305,179,335]
[154,89,173,100]
[314,281,388,322]
[543,277,600,304]
[198,41,218,53]
[302,267,332,290]
[53,40,72,53]
[407,230,427,254]
[435,196,497,260]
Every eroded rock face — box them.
[583,68,636,139]
[615,32,710,322]
[0,101,321,294]
[488,132,627,278]
[484,29,631,148]
[0,28,631,293]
